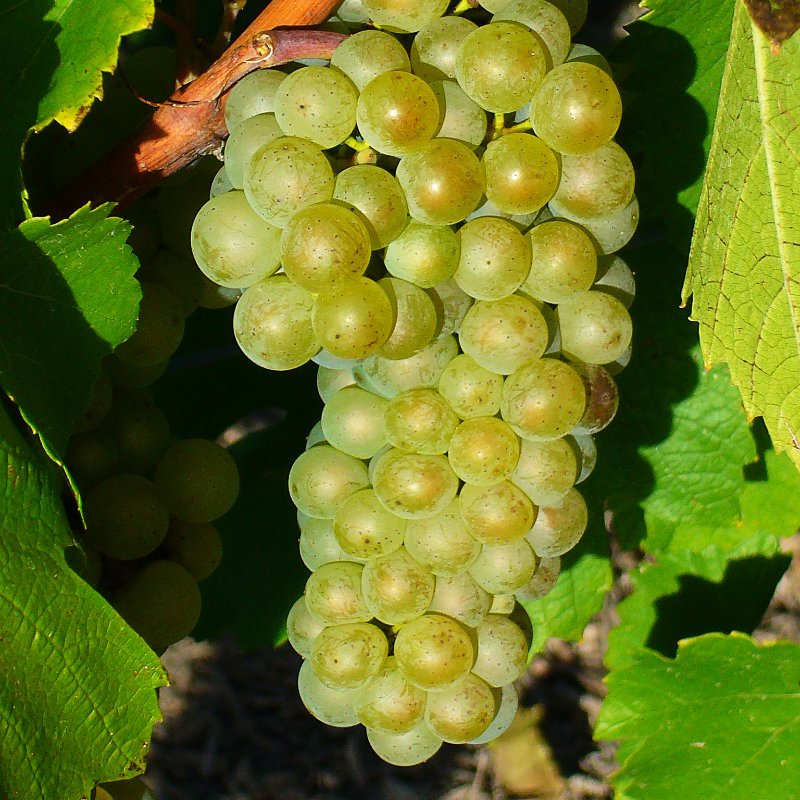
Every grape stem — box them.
[45,0,344,219]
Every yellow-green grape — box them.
[137,250,204,316]
[366,720,443,766]
[289,445,370,519]
[356,71,439,156]
[304,561,371,624]
[223,114,283,188]
[300,516,346,570]
[321,386,388,459]
[372,449,459,519]
[566,42,611,73]
[224,69,286,131]
[362,546,435,624]
[244,136,335,227]
[469,683,519,744]
[492,0,572,67]
[573,432,597,483]
[163,519,222,581]
[114,282,184,367]
[448,417,520,486]
[469,539,538,594]
[378,277,439,360]
[287,595,327,657]
[550,194,639,255]
[523,219,597,303]
[113,560,201,652]
[337,0,369,22]
[297,659,359,727]
[84,474,168,560]
[364,0,449,32]
[429,280,473,337]
[430,80,488,149]
[65,430,120,489]
[526,488,588,557]
[317,365,356,403]
[210,164,233,198]
[552,142,635,218]
[455,22,547,113]
[411,16,478,81]
[333,165,409,250]
[501,358,586,440]
[331,30,411,90]
[334,488,406,559]
[438,354,504,420]
[511,437,579,505]
[103,354,167,390]
[459,295,549,375]
[459,481,535,544]
[394,613,475,689]
[404,499,481,577]
[155,439,240,523]
[104,389,170,475]
[594,255,636,308]
[557,290,633,364]
[472,614,530,686]
[550,0,589,34]
[515,555,561,601]
[73,371,112,434]
[454,217,531,300]
[385,388,459,455]
[384,221,460,288]
[573,364,619,434]
[482,133,560,216]
[310,621,389,689]
[530,62,622,155]
[234,276,319,370]
[273,66,358,148]
[428,571,491,627]
[489,593,516,615]
[353,656,426,734]
[425,673,497,743]
[197,276,242,309]
[191,191,282,289]
[313,277,394,360]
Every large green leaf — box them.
[596,633,800,800]
[683,0,800,467]
[0,406,166,800]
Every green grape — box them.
[523,219,597,303]
[511,437,578,505]
[372,448,459,519]
[300,516,346,570]
[455,22,546,113]
[356,71,439,156]
[234,276,319,370]
[459,481,535,544]
[469,683,519,744]
[333,165,409,250]
[112,560,201,652]
[384,387,459,454]
[155,439,240,523]
[566,42,611,72]
[430,80,487,149]
[96,777,148,800]
[573,432,596,483]
[514,555,561,600]
[210,164,233,198]
[394,613,474,689]
[472,614,529,686]
[384,221,460,288]
[334,488,406,559]
[483,132,560,215]
[163,519,222,581]
[492,0,572,67]
[331,30,411,90]
[337,0,369,23]
[396,138,485,225]
[312,277,394,360]
[455,217,531,300]
[304,561,371,624]
[103,354,167,390]
[304,422,327,450]
[353,656,426,734]
[438,354,504,420]
[114,281,184,367]
[73,371,112,434]
[573,364,619,434]
[425,673,497,743]
[548,195,638,256]
[297,659,359,727]
[489,593,516,615]
[244,136,335,227]
[428,280,473,337]
[123,201,161,265]
[321,386,388,459]
[65,429,120,489]
[378,277,439,360]
[104,389,170,475]
[310,621,389,689]
[469,538,537,594]
[366,720,443,766]
[594,254,636,307]
[530,62,622,155]
[364,0,449,32]
[362,546,435,624]
[65,542,103,587]
[191,191,282,288]
[404,499,481,577]
[448,417,520,486]
[526,487,587,557]
[273,66,358,148]
[551,0,589,34]
[411,16,478,81]
[223,114,283,188]
[224,69,286,131]
[137,249,204,316]
[312,349,360,370]
[317,365,356,403]
[84,474,168,560]
[428,571,491,627]
[501,358,586,440]
[557,290,633,364]
[459,295,549,375]
[287,596,327,658]
[289,445,370,519]
[197,277,242,309]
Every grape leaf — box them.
[0,206,141,465]
[683,0,800,468]
[596,633,800,800]
[0,406,166,800]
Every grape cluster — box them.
[190,0,634,765]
